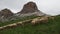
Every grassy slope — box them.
[0,16,60,34]
[0,15,38,27]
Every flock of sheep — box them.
[0,16,54,30]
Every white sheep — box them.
[6,23,17,28]
[17,22,23,25]
[31,17,48,25]
[0,27,3,30]
[39,17,48,23]
[31,17,41,25]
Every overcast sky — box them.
[0,0,60,15]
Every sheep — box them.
[39,17,48,23]
[23,20,32,25]
[0,25,8,30]
[17,22,23,26]
[0,27,4,30]
[31,17,41,25]
[2,26,7,29]
[9,23,17,26]
[3,26,7,28]
[31,17,48,25]
[49,16,55,20]
[6,23,17,28]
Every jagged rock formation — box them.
[19,2,38,13]
[0,2,49,22]
[17,2,46,17]
[0,8,14,22]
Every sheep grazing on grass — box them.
[0,26,7,30]
[39,17,48,23]
[31,17,41,25]
[22,20,32,25]
[17,22,23,26]
[0,27,4,30]
[6,23,17,28]
[9,23,17,27]
[49,16,55,20]
[31,17,48,25]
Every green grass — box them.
[0,15,38,27]
[0,15,60,34]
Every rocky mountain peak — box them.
[0,8,13,18]
[19,2,38,14]
[24,2,38,10]
[0,8,13,21]
[17,2,46,16]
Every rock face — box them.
[0,8,14,22]
[19,2,38,14]
[17,2,46,17]
[0,2,48,22]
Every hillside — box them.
[0,2,48,22]
[0,1,60,34]
[0,15,38,27]
[0,15,60,34]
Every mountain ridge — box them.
[0,2,49,22]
